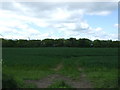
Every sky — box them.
[0,1,118,40]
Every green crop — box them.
[2,48,118,88]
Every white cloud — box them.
[50,8,71,20]
[2,2,117,17]
[88,11,111,16]
[0,9,43,39]
[80,22,89,29]
[0,2,118,40]
[94,27,103,31]
[114,24,120,28]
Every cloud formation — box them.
[0,2,118,40]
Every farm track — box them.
[25,64,92,88]
[25,73,92,88]
[53,63,63,71]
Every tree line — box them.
[2,38,120,48]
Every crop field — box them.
[2,48,118,88]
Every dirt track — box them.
[25,63,93,88]
[25,73,92,88]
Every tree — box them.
[2,39,16,47]
[2,38,120,48]
[54,38,65,47]
[41,39,54,47]
[16,39,28,47]
[93,39,101,47]
[68,38,78,47]
[78,38,92,47]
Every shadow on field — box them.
[2,73,19,88]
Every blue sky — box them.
[0,2,118,40]
[85,10,118,33]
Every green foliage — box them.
[2,38,119,47]
[78,38,92,47]
[2,48,118,88]
[2,73,19,88]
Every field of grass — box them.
[2,48,118,88]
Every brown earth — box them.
[53,63,63,71]
[25,73,92,88]
[25,64,93,88]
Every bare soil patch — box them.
[25,73,92,88]
[53,63,63,71]
[25,63,92,88]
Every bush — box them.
[2,73,18,88]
